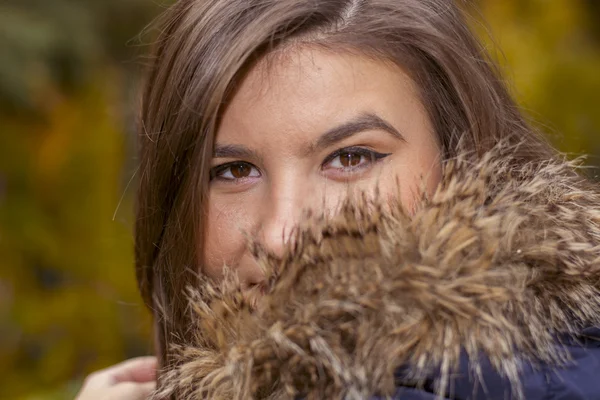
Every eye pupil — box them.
[231,163,251,178]
[340,152,362,167]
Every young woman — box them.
[76,0,600,399]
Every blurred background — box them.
[1,0,599,398]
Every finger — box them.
[82,356,157,390]
[110,356,158,384]
[109,381,157,400]
[137,381,157,399]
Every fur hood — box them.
[155,145,600,400]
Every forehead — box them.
[217,46,425,147]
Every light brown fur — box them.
[154,145,600,400]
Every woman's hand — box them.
[75,356,157,400]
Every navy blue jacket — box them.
[382,327,600,400]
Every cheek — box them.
[378,144,442,212]
[202,200,251,280]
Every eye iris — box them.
[230,163,251,178]
[340,152,362,167]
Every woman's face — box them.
[204,47,442,289]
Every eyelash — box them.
[321,146,390,171]
[209,146,391,182]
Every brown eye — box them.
[230,163,251,178]
[339,152,363,167]
[322,147,391,174]
[210,161,260,182]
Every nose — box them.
[256,178,348,258]
[257,190,303,258]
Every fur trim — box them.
[154,145,600,400]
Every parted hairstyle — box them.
[135,0,556,369]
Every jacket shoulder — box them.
[386,327,600,400]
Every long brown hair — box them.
[135,0,555,369]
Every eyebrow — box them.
[212,112,405,161]
[307,112,405,155]
[212,143,264,163]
